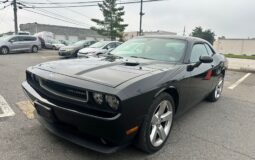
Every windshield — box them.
[52,39,61,44]
[0,36,11,41]
[90,41,109,48]
[111,38,187,62]
[73,40,87,46]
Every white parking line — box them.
[0,95,15,118]
[228,73,251,90]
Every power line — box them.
[37,8,92,27]
[19,0,102,5]
[0,3,11,10]
[21,8,91,28]
[21,0,165,8]
[17,1,93,27]
[44,0,93,23]
[0,0,9,3]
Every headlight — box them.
[93,92,104,105]
[105,95,119,110]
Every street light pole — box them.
[139,0,144,36]
[13,0,18,34]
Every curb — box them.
[227,67,255,73]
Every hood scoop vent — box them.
[123,62,140,66]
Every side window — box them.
[190,43,208,63]
[18,36,27,42]
[9,37,19,42]
[116,42,122,47]
[108,43,116,48]
[204,44,214,56]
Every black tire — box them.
[52,46,56,50]
[206,75,224,102]
[136,92,175,153]
[31,46,38,53]
[1,46,9,55]
[72,51,78,57]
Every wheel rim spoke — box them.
[215,79,223,98]
[157,125,167,141]
[150,125,157,144]
[151,115,158,125]
[157,101,167,116]
[160,111,172,122]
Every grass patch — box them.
[224,54,255,60]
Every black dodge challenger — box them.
[22,36,227,154]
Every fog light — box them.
[93,92,104,105]
[105,95,119,110]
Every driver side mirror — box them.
[199,55,213,63]
[9,39,15,43]
[187,55,213,71]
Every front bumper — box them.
[77,52,88,57]
[22,81,136,153]
[58,50,74,57]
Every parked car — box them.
[44,39,66,50]
[59,40,97,57]
[78,41,122,57]
[22,35,227,153]
[0,35,41,54]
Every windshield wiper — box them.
[130,56,153,60]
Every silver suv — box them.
[0,35,41,54]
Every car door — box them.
[22,36,33,51]
[8,36,23,52]
[16,36,29,51]
[186,43,214,108]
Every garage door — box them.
[55,35,66,40]
[68,36,78,42]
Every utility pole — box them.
[139,0,144,36]
[183,26,186,36]
[13,0,18,34]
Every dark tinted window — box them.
[190,44,208,63]
[106,43,116,49]
[21,36,37,41]
[205,43,214,56]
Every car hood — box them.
[60,45,81,50]
[34,56,177,87]
[79,48,103,53]
[53,43,64,46]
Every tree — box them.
[91,0,128,40]
[190,26,215,44]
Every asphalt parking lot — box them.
[0,50,255,160]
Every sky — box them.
[0,0,255,38]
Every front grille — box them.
[39,79,89,103]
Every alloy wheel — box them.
[150,100,173,147]
[33,46,38,53]
[1,47,8,54]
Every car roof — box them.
[139,35,208,43]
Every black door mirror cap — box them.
[199,55,213,63]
